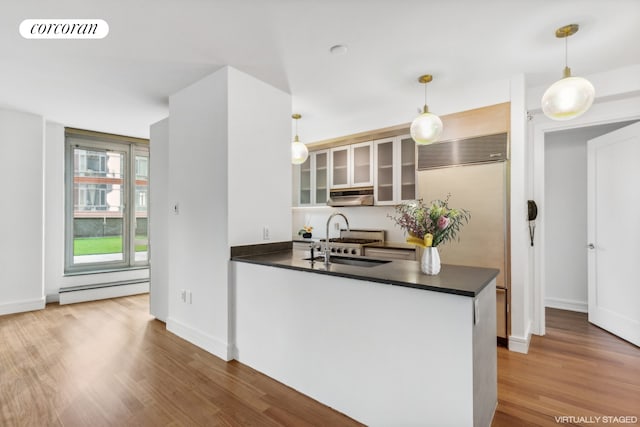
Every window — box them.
[65,129,149,272]
[75,150,107,176]
[135,156,148,179]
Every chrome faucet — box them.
[324,212,350,264]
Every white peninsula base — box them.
[231,261,497,427]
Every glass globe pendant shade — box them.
[542,76,595,121]
[410,112,443,145]
[291,139,309,165]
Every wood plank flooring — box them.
[0,295,362,427]
[1,297,638,426]
[493,308,640,426]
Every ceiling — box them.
[2,0,639,139]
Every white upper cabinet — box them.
[298,137,412,205]
[297,149,329,206]
[399,135,416,201]
[299,155,312,205]
[330,141,373,189]
[330,145,350,189]
[374,135,416,204]
[374,137,395,204]
[351,141,374,187]
[314,150,329,204]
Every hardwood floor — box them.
[0,295,362,427]
[493,308,640,426]
[1,298,638,426]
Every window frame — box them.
[64,129,149,274]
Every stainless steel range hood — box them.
[327,187,374,207]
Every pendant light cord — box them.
[564,35,568,69]
[417,75,433,114]
[423,81,428,113]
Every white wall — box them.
[0,109,45,315]
[508,73,532,353]
[44,121,65,301]
[167,67,230,358]
[544,122,636,313]
[545,129,588,313]
[163,66,292,360]
[227,67,292,245]
[149,117,169,321]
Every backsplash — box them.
[292,205,406,242]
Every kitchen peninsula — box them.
[231,242,498,427]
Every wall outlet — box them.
[263,226,270,240]
[173,202,180,215]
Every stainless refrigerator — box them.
[417,134,510,342]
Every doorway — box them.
[531,116,640,344]
[543,121,637,315]
[531,95,640,339]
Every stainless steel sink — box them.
[304,256,391,268]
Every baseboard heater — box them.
[59,279,149,305]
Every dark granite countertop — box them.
[231,243,498,298]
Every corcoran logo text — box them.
[19,19,109,39]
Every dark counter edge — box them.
[230,242,498,298]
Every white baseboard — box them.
[0,297,46,316]
[545,297,587,313]
[46,293,60,304]
[59,282,149,305]
[509,320,532,354]
[167,317,232,361]
[508,334,530,354]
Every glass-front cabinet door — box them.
[372,135,416,205]
[399,135,416,201]
[298,150,329,206]
[374,138,395,204]
[330,146,350,188]
[299,155,312,205]
[351,141,373,187]
[314,150,329,204]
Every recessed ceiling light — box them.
[329,44,348,55]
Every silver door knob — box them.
[587,243,595,249]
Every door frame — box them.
[530,96,640,336]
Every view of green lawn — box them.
[74,236,148,255]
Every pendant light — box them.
[291,113,309,165]
[410,74,443,145]
[541,24,595,121]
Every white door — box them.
[587,121,640,347]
